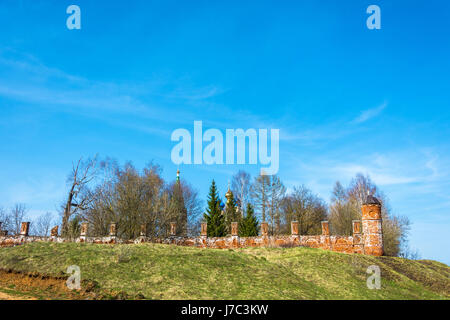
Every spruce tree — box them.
[239,203,259,237]
[203,180,226,237]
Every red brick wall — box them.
[0,206,384,256]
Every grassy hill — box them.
[0,242,448,299]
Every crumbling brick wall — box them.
[0,200,384,256]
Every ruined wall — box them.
[151,234,363,254]
[0,231,362,254]
[0,202,384,256]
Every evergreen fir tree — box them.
[203,180,226,237]
[239,203,259,237]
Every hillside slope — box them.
[0,242,448,299]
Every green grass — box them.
[0,242,448,299]
[0,286,41,300]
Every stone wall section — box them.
[0,198,383,256]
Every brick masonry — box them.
[0,201,384,256]
[361,203,383,256]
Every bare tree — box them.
[399,239,421,260]
[231,170,251,216]
[33,212,54,237]
[80,157,119,237]
[62,156,98,237]
[179,180,203,236]
[331,173,412,257]
[251,174,271,222]
[329,181,359,235]
[10,203,28,235]
[347,173,377,208]
[81,160,168,240]
[281,185,327,235]
[0,206,11,235]
[267,175,286,235]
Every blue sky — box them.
[0,1,449,264]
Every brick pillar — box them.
[109,223,117,236]
[80,222,88,236]
[261,222,268,237]
[291,221,299,236]
[20,222,30,236]
[231,222,239,248]
[201,222,207,237]
[50,226,59,237]
[321,221,330,236]
[170,222,176,236]
[290,220,299,245]
[320,221,331,250]
[352,220,363,253]
[140,224,146,237]
[361,195,383,256]
[352,220,361,234]
[231,222,238,236]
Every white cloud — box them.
[282,147,449,204]
[332,163,419,186]
[352,101,387,124]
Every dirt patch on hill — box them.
[0,290,36,300]
[0,269,98,300]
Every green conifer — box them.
[239,203,259,237]
[203,180,226,237]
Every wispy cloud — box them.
[352,101,388,124]
[0,49,227,132]
[0,49,291,142]
[332,163,419,185]
[278,103,388,145]
[279,120,358,144]
[282,146,450,204]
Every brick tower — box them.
[361,194,384,256]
